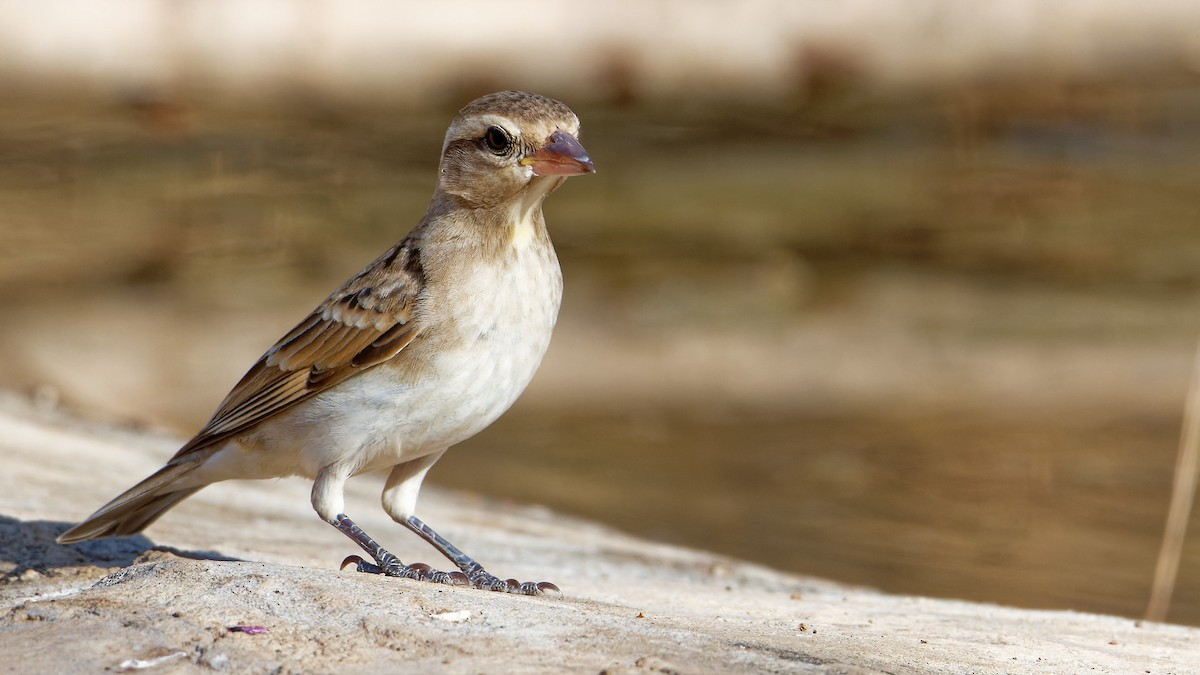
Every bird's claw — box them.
[341,555,467,586]
[342,553,557,595]
[466,570,560,596]
[341,555,380,573]
[402,562,468,586]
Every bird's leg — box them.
[403,515,559,596]
[377,456,557,595]
[332,514,467,586]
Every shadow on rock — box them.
[0,514,237,576]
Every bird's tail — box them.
[57,462,203,544]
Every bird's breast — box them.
[441,237,561,376]
[401,236,563,447]
[265,231,564,477]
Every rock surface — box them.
[1,393,1196,674]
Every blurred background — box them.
[2,0,1200,624]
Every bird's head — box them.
[436,91,595,210]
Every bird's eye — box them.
[482,125,513,154]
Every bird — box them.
[57,90,595,595]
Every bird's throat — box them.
[507,181,556,248]
[509,209,540,247]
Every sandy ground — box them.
[1,393,1197,674]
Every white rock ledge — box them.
[0,393,1196,674]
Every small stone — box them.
[117,651,188,671]
[432,610,472,623]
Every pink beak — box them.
[523,130,595,177]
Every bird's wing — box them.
[169,238,426,461]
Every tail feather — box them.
[57,463,203,544]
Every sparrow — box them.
[58,90,595,595]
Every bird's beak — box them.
[521,130,595,176]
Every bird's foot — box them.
[460,562,560,596]
[399,515,560,595]
[333,513,468,587]
[341,554,468,587]
[341,555,556,594]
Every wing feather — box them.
[169,238,426,461]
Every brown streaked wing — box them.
[168,241,424,461]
